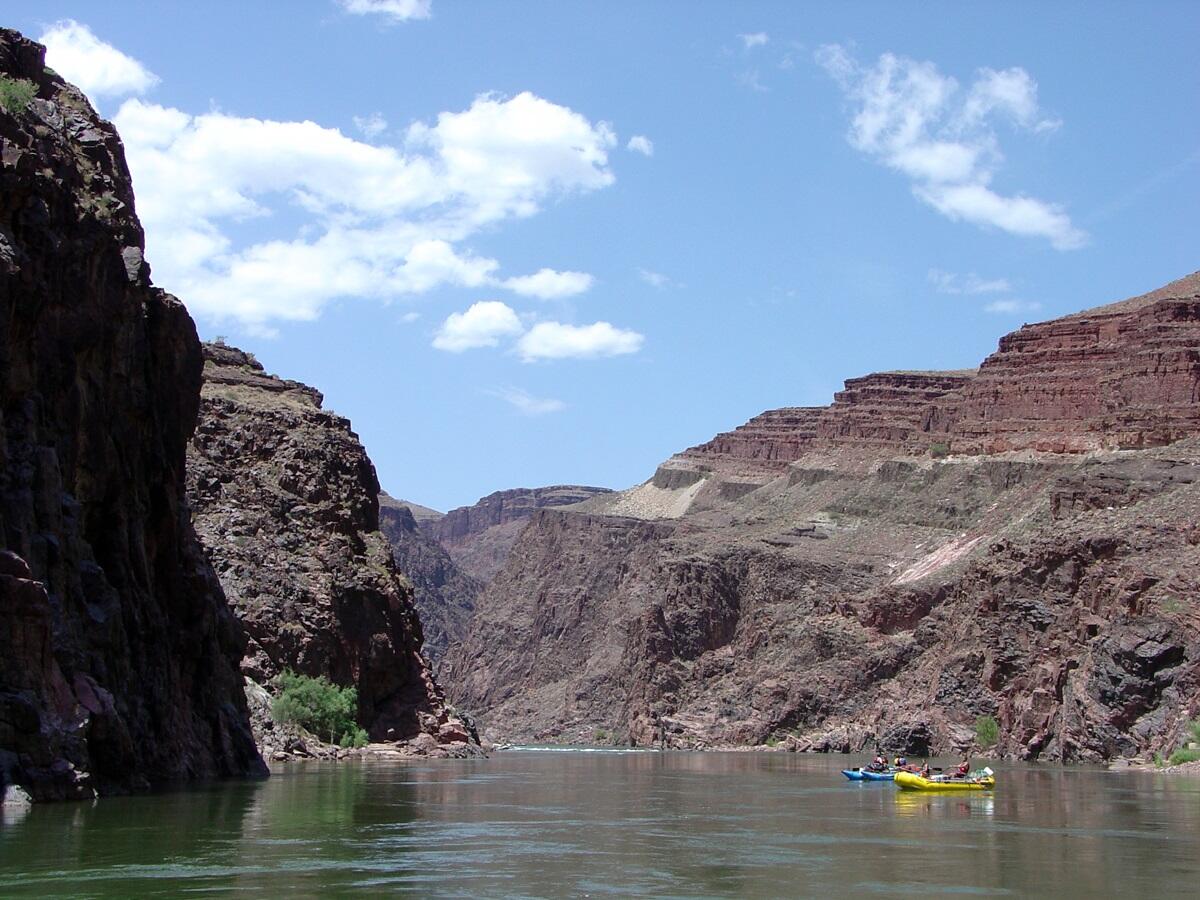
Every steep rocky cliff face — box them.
[423,485,613,583]
[0,30,263,800]
[378,494,479,665]
[444,274,1200,761]
[187,345,472,753]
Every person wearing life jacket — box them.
[955,757,971,778]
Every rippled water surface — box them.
[2,751,1198,897]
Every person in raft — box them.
[954,757,971,778]
[920,762,932,778]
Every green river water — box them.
[1,750,1197,897]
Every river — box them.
[1,750,1197,897]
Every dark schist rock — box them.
[423,485,613,583]
[446,275,1200,761]
[187,344,475,755]
[0,29,264,801]
[377,494,480,666]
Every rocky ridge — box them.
[422,485,614,583]
[187,344,474,757]
[0,30,264,801]
[444,273,1200,762]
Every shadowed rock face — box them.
[378,494,480,666]
[187,345,472,752]
[423,486,613,583]
[444,274,1200,761]
[0,30,264,800]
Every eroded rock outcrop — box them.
[187,344,474,755]
[445,275,1200,761]
[0,30,264,800]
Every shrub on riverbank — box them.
[272,670,368,747]
[974,714,999,749]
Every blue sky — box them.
[11,1,1198,510]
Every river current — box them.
[1,750,1197,897]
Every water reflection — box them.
[0,753,1196,896]
[892,791,996,818]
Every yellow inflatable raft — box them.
[894,768,995,791]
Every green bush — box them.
[974,714,999,748]
[272,670,363,747]
[1168,748,1200,766]
[0,76,38,114]
[1154,751,1165,769]
[930,442,950,459]
[1187,718,1200,745]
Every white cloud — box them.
[928,268,1011,295]
[488,386,566,416]
[503,268,593,299]
[517,321,644,361]
[112,89,618,331]
[627,135,654,156]
[432,301,523,352]
[817,45,1086,250]
[338,0,432,22]
[353,112,388,138]
[638,268,672,289]
[739,32,769,49]
[737,69,768,93]
[984,299,1042,314]
[40,20,158,103]
[400,311,421,323]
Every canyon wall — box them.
[0,31,264,800]
[444,273,1200,761]
[187,345,473,753]
[378,494,479,665]
[422,485,613,583]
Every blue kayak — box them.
[843,767,898,781]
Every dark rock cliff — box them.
[424,485,613,583]
[444,275,1200,761]
[186,344,473,754]
[377,494,479,666]
[0,30,264,800]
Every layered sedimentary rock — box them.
[424,485,612,583]
[0,31,263,800]
[445,274,1200,761]
[378,494,479,665]
[816,371,972,449]
[677,408,824,475]
[187,345,472,752]
[951,274,1200,454]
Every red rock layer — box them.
[678,407,824,472]
[673,273,1200,474]
[816,371,973,449]
[951,273,1200,454]
[674,372,971,475]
